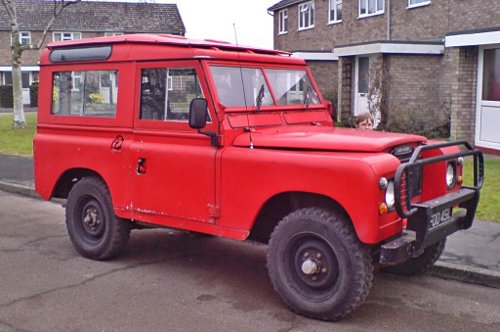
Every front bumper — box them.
[379,141,483,265]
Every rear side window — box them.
[52,70,118,117]
[140,67,207,121]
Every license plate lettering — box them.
[430,208,452,229]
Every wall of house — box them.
[385,54,445,129]
[449,46,478,143]
[0,31,109,67]
[391,0,500,40]
[307,60,338,97]
[274,0,500,52]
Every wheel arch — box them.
[52,168,106,199]
[248,191,352,244]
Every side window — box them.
[140,67,207,122]
[52,70,118,117]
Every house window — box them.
[20,31,31,45]
[359,0,384,17]
[482,49,500,101]
[408,0,431,8]
[329,0,342,23]
[3,72,12,85]
[278,9,288,34]
[298,1,315,30]
[105,32,124,36]
[1,71,30,88]
[53,32,82,42]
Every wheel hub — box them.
[301,258,320,275]
[83,207,100,231]
[291,238,339,290]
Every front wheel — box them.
[66,177,130,260]
[267,207,373,321]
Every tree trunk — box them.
[12,51,26,128]
[5,1,26,128]
[1,0,82,129]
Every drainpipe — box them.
[386,0,391,40]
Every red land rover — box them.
[34,34,484,321]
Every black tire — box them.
[383,239,446,276]
[66,177,130,260]
[267,207,373,321]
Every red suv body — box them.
[34,34,483,321]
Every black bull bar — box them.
[380,141,484,264]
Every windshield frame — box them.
[205,61,324,112]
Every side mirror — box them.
[189,98,208,129]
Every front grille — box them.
[392,145,422,200]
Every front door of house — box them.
[354,56,370,116]
[477,46,500,151]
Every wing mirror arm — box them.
[189,98,219,148]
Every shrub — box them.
[30,82,39,107]
[385,109,450,139]
[0,85,14,108]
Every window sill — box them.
[357,11,384,20]
[327,20,342,26]
[278,31,288,35]
[407,1,431,10]
[298,26,315,32]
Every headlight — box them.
[385,181,395,209]
[446,162,456,189]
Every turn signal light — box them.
[379,203,388,215]
[457,176,464,186]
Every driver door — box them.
[131,61,218,224]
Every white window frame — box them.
[19,31,31,45]
[358,0,384,18]
[278,9,288,34]
[53,32,82,42]
[298,1,315,31]
[105,32,124,37]
[328,0,342,24]
[407,0,431,9]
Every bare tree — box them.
[0,0,81,128]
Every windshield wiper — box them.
[255,84,265,111]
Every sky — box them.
[91,0,277,49]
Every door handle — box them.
[111,135,124,150]
[137,158,147,174]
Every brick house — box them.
[268,0,500,153]
[0,0,185,106]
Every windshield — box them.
[210,66,320,108]
[210,66,273,107]
[266,69,320,106]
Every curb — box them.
[0,180,499,289]
[429,261,500,289]
[0,180,39,199]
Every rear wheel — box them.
[383,239,446,275]
[267,207,373,321]
[66,177,130,260]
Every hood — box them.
[232,126,427,152]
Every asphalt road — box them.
[0,191,499,332]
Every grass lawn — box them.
[0,113,37,156]
[0,112,498,221]
[463,158,500,222]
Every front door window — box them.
[476,46,500,151]
[482,49,500,101]
[355,56,370,116]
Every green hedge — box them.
[30,82,38,107]
[0,85,13,108]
